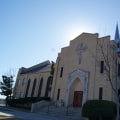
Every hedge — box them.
[82,100,116,120]
[6,97,51,109]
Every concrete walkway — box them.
[0,106,86,120]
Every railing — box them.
[47,101,56,113]
[66,104,71,115]
[40,101,74,116]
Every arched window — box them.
[25,79,31,97]
[31,79,37,97]
[38,78,43,97]
[45,76,52,97]
[22,78,25,86]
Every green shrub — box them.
[82,100,116,120]
[7,96,51,109]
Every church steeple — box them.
[115,23,120,43]
[115,23,120,54]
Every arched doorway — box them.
[66,69,89,107]
[69,78,83,107]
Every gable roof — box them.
[20,60,51,74]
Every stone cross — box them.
[76,43,87,64]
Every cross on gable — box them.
[76,42,87,64]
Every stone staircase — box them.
[35,105,85,120]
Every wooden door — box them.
[73,91,83,107]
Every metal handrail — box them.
[66,104,71,115]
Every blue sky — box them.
[0,0,120,98]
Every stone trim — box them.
[65,69,89,106]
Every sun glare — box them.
[70,29,83,39]
[66,24,94,40]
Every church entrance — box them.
[68,77,83,107]
[66,69,88,107]
[73,91,83,107]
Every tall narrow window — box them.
[17,79,21,86]
[118,64,120,76]
[57,89,60,100]
[22,79,25,86]
[60,67,63,77]
[99,87,103,100]
[31,79,37,97]
[45,77,52,97]
[118,89,120,96]
[38,78,43,97]
[100,61,104,73]
[25,79,31,97]
[17,79,19,86]
[117,43,120,48]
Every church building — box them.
[51,25,120,107]
[13,25,120,109]
[13,61,52,99]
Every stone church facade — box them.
[51,31,120,107]
[13,25,120,108]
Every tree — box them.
[95,38,119,120]
[48,61,55,96]
[50,61,55,78]
[0,75,14,99]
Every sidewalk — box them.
[0,106,85,120]
[0,106,23,120]
[0,112,22,120]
